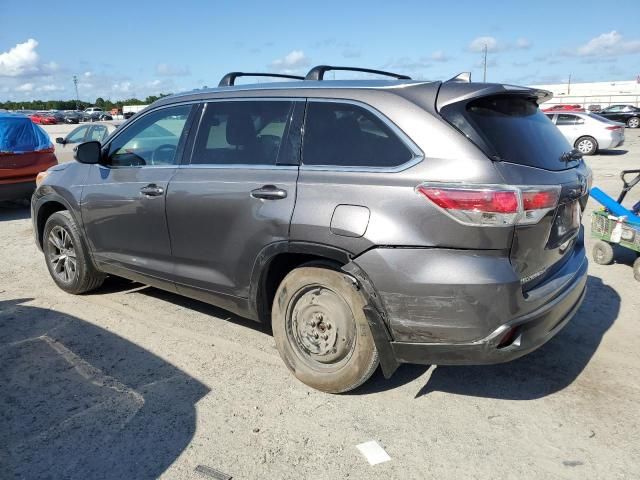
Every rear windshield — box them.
[442,95,576,171]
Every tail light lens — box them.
[605,126,622,130]
[416,184,561,227]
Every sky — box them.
[1,0,639,102]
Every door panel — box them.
[166,99,303,299]
[57,125,89,163]
[81,104,192,279]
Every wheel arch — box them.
[34,194,81,250]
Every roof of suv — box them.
[151,65,553,113]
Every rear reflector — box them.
[416,184,561,227]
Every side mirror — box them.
[55,137,65,144]
[74,141,102,164]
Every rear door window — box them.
[190,100,294,166]
[302,101,413,168]
[441,95,575,171]
[556,114,580,126]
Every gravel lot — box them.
[1,127,639,479]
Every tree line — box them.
[0,94,171,112]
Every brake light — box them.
[416,184,561,227]
[605,126,622,130]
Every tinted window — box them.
[67,126,89,143]
[442,95,574,171]
[557,114,579,126]
[191,100,294,166]
[303,102,412,167]
[106,105,191,167]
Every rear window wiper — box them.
[560,149,582,163]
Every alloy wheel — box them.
[47,226,77,283]
[577,139,594,154]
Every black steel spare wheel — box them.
[272,267,379,393]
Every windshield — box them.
[442,95,576,171]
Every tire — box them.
[627,117,640,129]
[575,136,598,155]
[633,258,640,282]
[272,267,379,393]
[43,211,105,294]
[592,240,614,265]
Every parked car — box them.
[62,111,81,124]
[54,123,120,163]
[587,105,602,113]
[32,66,590,393]
[82,111,113,122]
[544,112,625,155]
[597,105,640,128]
[28,112,57,125]
[543,104,584,112]
[123,111,136,119]
[1,112,57,201]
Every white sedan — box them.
[54,123,120,163]
[544,112,625,155]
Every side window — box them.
[302,102,413,168]
[106,105,191,167]
[88,125,107,142]
[191,100,294,166]
[66,126,89,143]
[544,114,555,123]
[556,114,577,126]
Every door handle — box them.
[140,184,164,197]
[250,185,287,200]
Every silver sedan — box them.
[54,123,120,163]
[544,112,625,155]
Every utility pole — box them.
[73,75,79,110]
[567,73,572,95]
[482,44,488,82]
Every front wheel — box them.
[272,267,379,393]
[627,117,640,129]
[575,136,598,155]
[43,211,105,294]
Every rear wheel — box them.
[272,267,379,393]
[627,117,640,129]
[633,258,640,281]
[43,211,105,294]
[575,136,598,155]
[592,240,614,265]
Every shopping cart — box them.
[589,169,640,281]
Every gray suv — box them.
[32,66,590,393]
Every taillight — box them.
[605,126,622,130]
[416,184,560,227]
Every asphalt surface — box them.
[0,127,639,479]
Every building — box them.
[530,78,640,108]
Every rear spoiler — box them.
[436,82,553,111]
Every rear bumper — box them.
[353,241,588,366]
[0,180,36,201]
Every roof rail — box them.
[218,72,304,87]
[446,72,472,83]
[304,65,411,81]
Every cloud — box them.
[575,31,640,57]
[342,48,362,59]
[155,63,190,76]
[516,38,531,49]
[0,39,40,77]
[431,50,449,62]
[15,82,34,92]
[468,36,499,52]
[270,50,309,72]
[37,84,64,92]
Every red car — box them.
[0,113,58,201]
[28,112,57,125]
[543,104,585,112]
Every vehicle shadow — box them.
[0,200,30,221]
[414,275,618,400]
[0,297,210,479]
[596,149,628,156]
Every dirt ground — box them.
[1,129,639,479]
